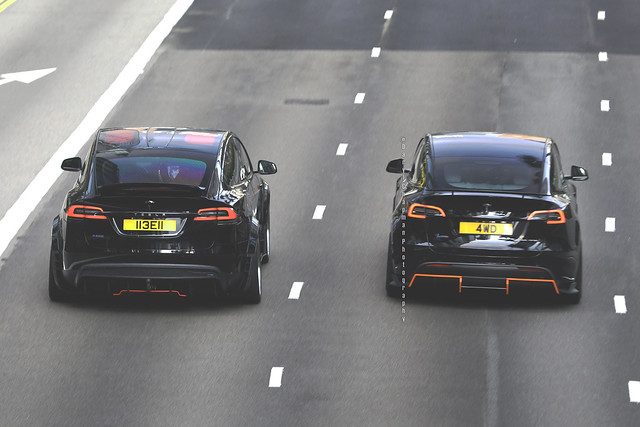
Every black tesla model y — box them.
[386,132,588,303]
[49,127,276,304]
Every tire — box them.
[242,256,262,304]
[48,244,73,302]
[563,251,582,305]
[385,242,401,298]
[260,211,270,264]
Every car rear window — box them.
[95,155,210,188]
[432,156,544,194]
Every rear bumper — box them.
[389,245,579,297]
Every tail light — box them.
[194,207,238,221]
[408,204,446,218]
[67,205,107,219]
[527,209,566,224]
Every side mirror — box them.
[61,157,83,172]
[256,160,277,175]
[386,158,404,174]
[568,165,588,181]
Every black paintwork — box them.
[386,132,587,303]
[49,127,276,303]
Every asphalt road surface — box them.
[1,0,639,425]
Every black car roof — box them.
[96,127,225,155]
[430,132,548,159]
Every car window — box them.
[233,137,253,182]
[550,144,564,193]
[410,139,428,186]
[95,156,208,187]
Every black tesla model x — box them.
[49,127,277,304]
[386,132,588,303]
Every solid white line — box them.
[336,143,348,156]
[0,0,194,261]
[288,282,304,300]
[605,217,616,232]
[354,92,365,104]
[602,152,612,166]
[629,381,640,403]
[599,52,608,62]
[614,295,627,314]
[384,10,393,20]
[601,100,610,111]
[597,10,606,20]
[269,367,284,387]
[371,47,381,58]
[312,205,326,220]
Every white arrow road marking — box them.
[0,68,56,86]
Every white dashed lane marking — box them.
[597,10,606,20]
[354,92,366,104]
[371,47,381,58]
[384,10,393,20]
[605,217,616,232]
[601,100,610,111]
[599,52,608,62]
[313,205,326,220]
[602,152,612,166]
[288,282,304,300]
[629,381,640,403]
[269,367,284,388]
[614,295,627,314]
[336,143,348,156]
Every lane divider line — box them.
[384,10,393,20]
[371,47,381,58]
[605,217,616,232]
[601,100,610,111]
[599,52,608,62]
[288,282,304,300]
[312,205,326,220]
[602,152,612,166]
[269,367,284,387]
[614,295,627,314]
[336,143,348,156]
[597,10,606,21]
[0,0,18,14]
[0,0,194,261]
[354,92,366,104]
[629,381,640,403]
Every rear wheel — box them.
[49,244,73,302]
[562,250,582,305]
[243,256,262,304]
[385,241,401,298]
[260,211,270,264]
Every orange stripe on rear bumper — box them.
[409,274,463,292]
[506,278,558,295]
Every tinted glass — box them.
[432,155,544,194]
[94,152,211,188]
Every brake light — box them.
[67,205,107,219]
[194,207,237,221]
[526,209,566,224]
[408,204,446,218]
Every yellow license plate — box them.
[459,222,513,235]
[123,219,176,231]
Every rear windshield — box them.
[94,152,213,189]
[431,156,544,194]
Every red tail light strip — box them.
[409,274,463,292]
[113,289,187,297]
[408,204,446,218]
[506,278,558,295]
[67,205,107,219]
[526,209,566,224]
[194,207,237,221]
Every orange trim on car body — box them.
[409,273,463,292]
[506,277,559,295]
